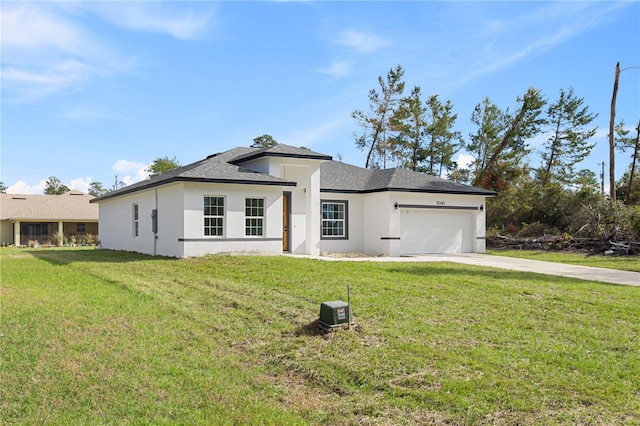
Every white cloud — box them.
[335,29,389,53]
[455,153,474,169]
[0,1,213,102]
[69,177,93,193]
[315,60,352,78]
[1,3,88,54]
[112,160,150,185]
[1,3,127,101]
[445,2,630,90]
[89,3,215,40]
[7,180,47,195]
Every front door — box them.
[282,192,291,251]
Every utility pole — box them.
[609,62,620,203]
[114,174,119,190]
[609,62,640,203]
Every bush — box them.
[51,231,64,247]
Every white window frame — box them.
[245,197,265,237]
[203,196,225,237]
[132,203,139,237]
[321,200,348,239]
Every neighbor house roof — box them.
[92,144,495,202]
[0,190,98,221]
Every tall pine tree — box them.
[352,65,405,169]
[539,87,597,185]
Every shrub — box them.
[51,231,64,247]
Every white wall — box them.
[98,188,160,256]
[181,182,283,257]
[318,193,364,254]
[155,184,185,257]
[317,191,489,256]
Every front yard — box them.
[1,247,638,424]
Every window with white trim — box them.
[132,203,139,237]
[245,198,264,236]
[321,201,348,239]
[204,196,225,236]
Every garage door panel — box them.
[400,209,473,254]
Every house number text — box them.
[436,201,445,206]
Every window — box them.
[245,198,264,236]
[132,203,139,237]
[77,223,86,233]
[321,201,348,239]
[204,196,224,236]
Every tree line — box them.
[352,65,640,241]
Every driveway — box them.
[303,253,640,287]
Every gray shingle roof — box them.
[0,191,98,220]
[92,147,296,202]
[228,144,332,163]
[92,144,494,202]
[320,161,496,195]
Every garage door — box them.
[400,209,474,254]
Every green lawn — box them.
[488,249,640,272]
[2,247,639,425]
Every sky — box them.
[2,1,639,194]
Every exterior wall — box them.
[98,188,160,256]
[242,157,324,256]
[318,193,364,254]
[62,222,99,239]
[156,184,186,257]
[181,182,283,257]
[0,220,14,245]
[363,192,394,255]
[317,191,489,256]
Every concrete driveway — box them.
[305,253,640,287]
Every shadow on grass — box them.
[25,247,175,266]
[295,319,326,337]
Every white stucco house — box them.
[91,144,495,258]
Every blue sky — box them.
[2,1,639,194]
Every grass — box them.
[2,247,639,425]
[488,249,640,272]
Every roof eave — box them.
[321,187,497,196]
[91,176,296,203]
[231,151,333,165]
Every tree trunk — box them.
[626,120,640,204]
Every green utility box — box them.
[319,300,350,332]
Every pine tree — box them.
[352,65,405,169]
[539,87,597,185]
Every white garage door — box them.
[400,208,474,254]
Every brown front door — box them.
[282,192,290,252]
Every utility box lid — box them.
[319,300,350,331]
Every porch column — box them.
[58,221,64,246]
[14,220,21,246]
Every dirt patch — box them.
[322,252,389,258]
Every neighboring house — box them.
[0,190,99,246]
[92,144,495,258]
